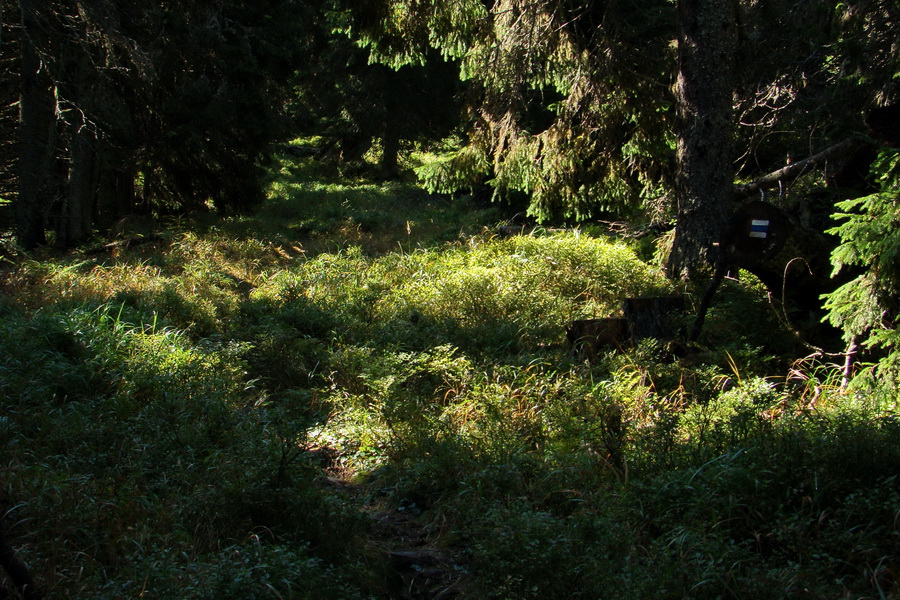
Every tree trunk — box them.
[94,149,137,229]
[380,121,401,178]
[57,129,97,246]
[17,0,58,249]
[666,0,738,280]
[0,17,19,229]
[379,68,402,178]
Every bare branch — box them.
[734,137,869,198]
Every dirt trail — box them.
[319,450,473,599]
[364,498,470,599]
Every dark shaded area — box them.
[690,200,844,350]
[0,528,40,600]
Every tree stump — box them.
[566,296,688,360]
[623,296,687,342]
[566,317,631,359]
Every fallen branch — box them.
[734,137,869,199]
[85,234,164,255]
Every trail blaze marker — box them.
[692,201,791,342]
[749,219,770,239]
[720,201,788,264]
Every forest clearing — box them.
[2,1,899,598]
[1,150,899,599]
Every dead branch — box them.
[734,137,869,199]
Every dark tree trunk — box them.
[0,16,19,229]
[666,0,738,280]
[57,129,98,246]
[94,150,137,229]
[17,0,58,249]
[380,120,401,178]
[379,68,402,178]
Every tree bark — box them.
[0,16,18,225]
[17,0,58,249]
[380,119,401,178]
[666,0,738,280]
[379,67,402,178]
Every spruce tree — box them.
[9,0,311,248]
[341,0,898,276]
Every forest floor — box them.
[320,443,473,599]
[1,152,899,599]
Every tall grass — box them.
[1,152,897,598]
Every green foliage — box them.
[677,377,779,457]
[374,233,670,351]
[344,0,677,221]
[0,301,370,598]
[825,148,900,382]
[263,148,505,252]
[415,144,492,196]
[340,0,898,229]
[290,5,465,179]
[101,541,371,600]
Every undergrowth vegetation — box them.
[1,152,898,599]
